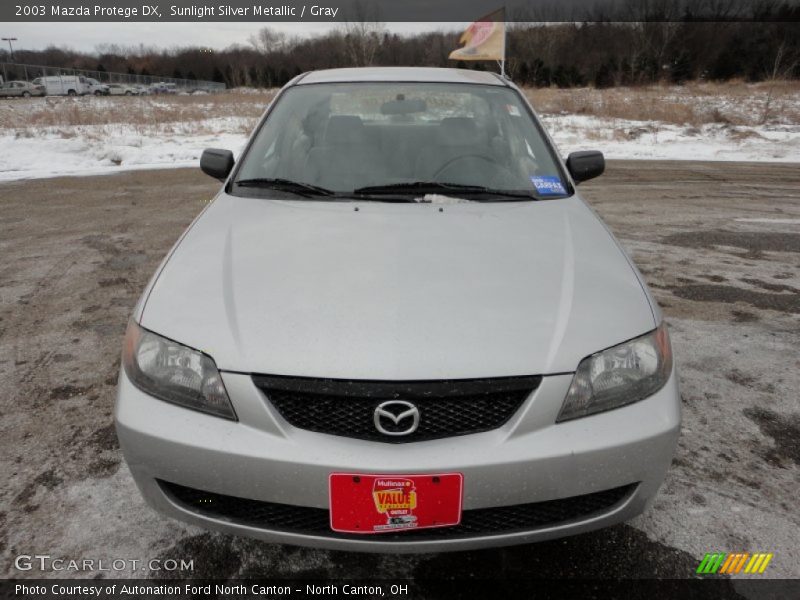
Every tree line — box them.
[3,19,798,89]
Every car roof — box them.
[296,67,507,87]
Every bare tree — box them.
[760,38,800,124]
[339,1,385,66]
[249,27,287,54]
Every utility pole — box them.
[2,37,17,61]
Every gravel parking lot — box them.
[0,161,798,585]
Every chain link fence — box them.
[0,61,225,93]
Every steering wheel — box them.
[432,154,501,182]
[432,154,521,190]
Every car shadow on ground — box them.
[151,524,735,586]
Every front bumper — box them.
[115,368,681,553]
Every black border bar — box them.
[4,0,800,22]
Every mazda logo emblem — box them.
[373,400,420,436]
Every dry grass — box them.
[1,82,797,136]
[0,89,276,131]
[524,80,800,126]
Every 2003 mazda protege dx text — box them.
[115,67,680,552]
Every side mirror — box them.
[200,148,234,181]
[566,151,605,184]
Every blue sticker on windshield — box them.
[530,176,567,196]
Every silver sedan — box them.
[0,81,45,98]
[115,67,680,552]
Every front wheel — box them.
[94,90,103,96]
[22,91,31,98]
[67,90,77,96]
[125,91,133,96]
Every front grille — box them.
[160,480,636,541]
[251,375,541,443]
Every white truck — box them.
[31,75,89,96]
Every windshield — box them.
[232,82,569,199]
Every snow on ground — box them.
[0,91,797,182]
[0,118,251,181]
[543,114,800,162]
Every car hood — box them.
[140,193,655,379]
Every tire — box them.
[94,90,102,96]
[125,91,132,96]
[22,91,31,98]
[67,90,77,96]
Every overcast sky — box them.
[4,22,464,53]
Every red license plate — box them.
[329,473,463,534]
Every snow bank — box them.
[542,114,800,163]
[0,117,251,181]
[0,110,797,182]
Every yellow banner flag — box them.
[448,8,506,62]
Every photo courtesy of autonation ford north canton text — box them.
[1,1,798,599]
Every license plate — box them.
[329,473,463,534]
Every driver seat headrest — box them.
[437,117,484,146]
[324,115,366,144]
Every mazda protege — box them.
[115,67,680,552]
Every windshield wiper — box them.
[234,178,336,197]
[354,182,483,194]
[352,182,537,200]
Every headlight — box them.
[557,323,673,422]
[122,321,236,420]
